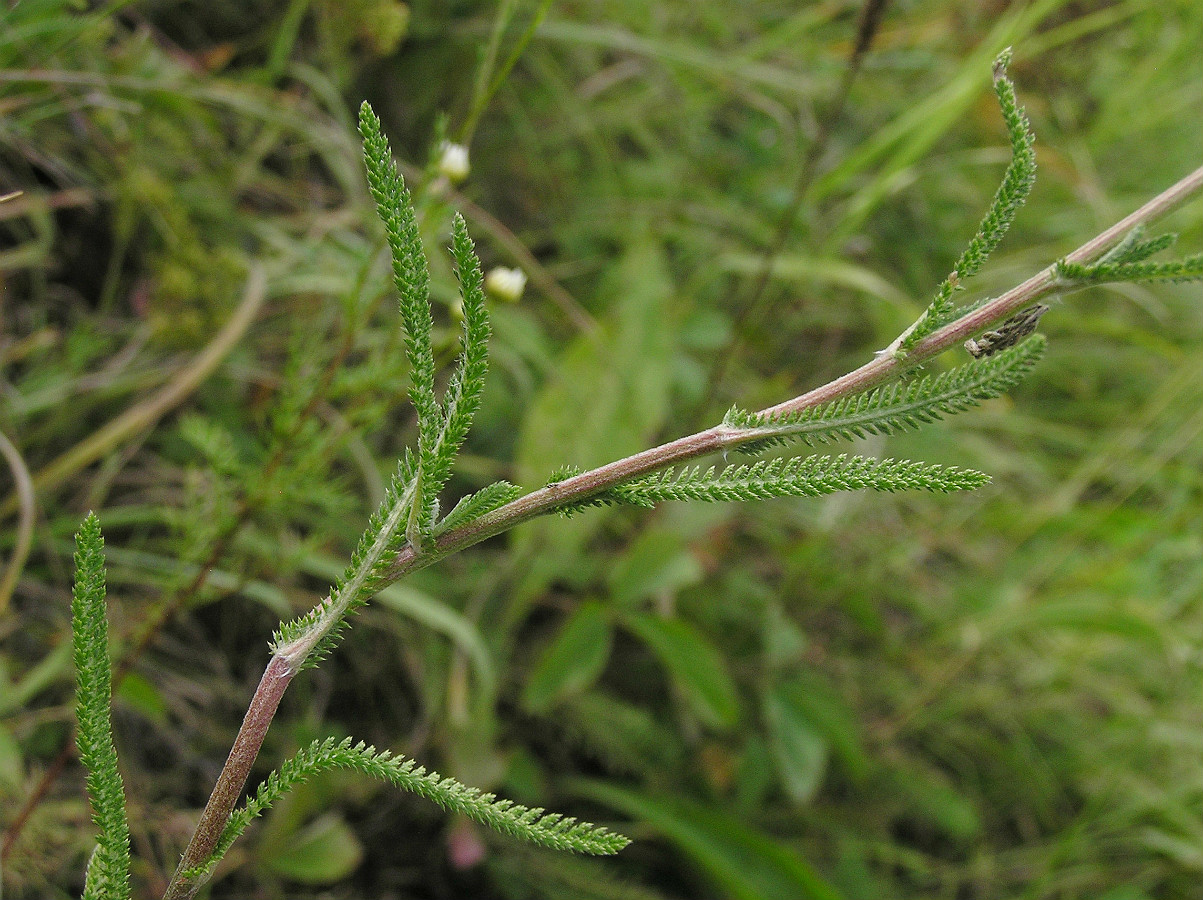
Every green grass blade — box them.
[576,781,843,900]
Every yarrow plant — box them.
[64,50,1203,900]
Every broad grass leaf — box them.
[522,602,613,713]
[765,683,829,804]
[261,812,364,884]
[0,641,71,717]
[622,613,739,729]
[606,529,704,608]
[575,781,844,900]
[889,762,982,841]
[116,671,167,724]
[515,233,676,480]
[0,723,23,791]
[770,674,870,783]
[512,233,678,604]
[372,582,497,699]
[815,0,1060,245]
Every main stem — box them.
[161,161,1203,899]
[162,656,295,900]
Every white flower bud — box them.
[484,266,527,302]
[437,141,470,183]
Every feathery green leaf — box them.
[540,465,612,518]
[186,737,629,878]
[725,335,1044,451]
[435,480,522,535]
[607,455,988,509]
[72,513,132,900]
[358,102,439,432]
[272,452,419,667]
[359,101,440,545]
[276,117,498,669]
[893,48,1036,355]
[1056,254,1203,285]
[422,213,492,512]
[1097,225,1178,266]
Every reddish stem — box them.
[162,655,296,900]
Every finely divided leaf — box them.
[272,452,419,667]
[187,737,629,878]
[435,480,522,536]
[423,213,492,508]
[895,48,1036,354]
[358,103,440,458]
[1056,254,1203,286]
[276,112,498,670]
[725,335,1044,451]
[72,513,132,900]
[611,455,989,509]
[1097,226,1177,265]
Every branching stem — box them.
[161,160,1203,900]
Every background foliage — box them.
[4,1,1203,898]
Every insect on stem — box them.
[964,304,1049,359]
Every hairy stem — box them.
[163,656,295,900]
[161,160,1203,899]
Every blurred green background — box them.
[4,1,1203,897]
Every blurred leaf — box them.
[733,734,775,813]
[522,602,613,713]
[771,675,870,783]
[816,0,1065,243]
[889,763,982,842]
[371,581,498,699]
[1099,889,1154,900]
[622,613,740,729]
[0,723,24,790]
[577,781,843,900]
[1140,826,1203,870]
[261,812,364,884]
[0,642,72,717]
[995,597,1165,645]
[116,671,167,724]
[512,233,678,602]
[516,233,676,480]
[764,602,809,668]
[765,683,829,804]
[607,529,704,608]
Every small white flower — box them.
[484,266,527,302]
[437,141,470,183]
